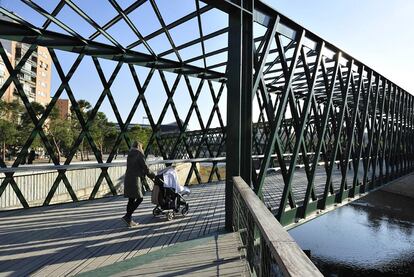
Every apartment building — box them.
[0,46,13,102]
[0,39,52,106]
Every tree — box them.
[0,99,22,121]
[103,122,118,154]
[0,100,22,161]
[77,100,91,115]
[127,125,152,149]
[115,125,154,157]
[0,119,17,161]
[18,101,44,150]
[44,106,74,163]
[89,111,108,155]
[70,100,91,161]
[118,138,130,157]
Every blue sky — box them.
[268,0,414,94]
[1,0,413,129]
[1,0,229,129]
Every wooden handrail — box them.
[233,176,322,277]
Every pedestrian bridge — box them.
[0,0,413,276]
[0,177,323,276]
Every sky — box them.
[266,0,414,94]
[1,0,414,130]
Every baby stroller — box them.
[151,167,190,221]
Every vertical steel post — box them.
[226,0,253,231]
[240,1,253,186]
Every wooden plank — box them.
[110,233,248,277]
[199,183,222,236]
[68,198,175,275]
[0,199,119,275]
[94,201,164,268]
[166,184,217,245]
[30,199,130,276]
[0,175,323,276]
[205,183,226,234]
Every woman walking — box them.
[122,140,155,227]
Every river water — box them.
[288,190,414,276]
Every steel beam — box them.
[0,20,225,81]
[225,0,253,231]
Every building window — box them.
[15,48,21,58]
[23,83,30,92]
[41,81,47,88]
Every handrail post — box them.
[226,0,253,232]
[232,176,323,276]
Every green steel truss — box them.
[0,1,413,228]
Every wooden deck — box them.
[262,165,373,212]
[0,166,358,276]
[0,183,231,276]
[80,232,249,277]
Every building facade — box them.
[35,46,52,105]
[0,43,13,103]
[56,99,71,119]
[0,39,52,106]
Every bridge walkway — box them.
[0,183,232,276]
[0,167,358,276]
[79,232,248,277]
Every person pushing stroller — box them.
[151,166,190,220]
[122,140,155,227]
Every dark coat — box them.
[124,148,151,198]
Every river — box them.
[289,189,414,276]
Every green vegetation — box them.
[45,106,74,162]
[0,99,153,163]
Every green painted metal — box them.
[77,231,226,277]
[0,0,413,230]
[226,3,243,231]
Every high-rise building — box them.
[35,46,52,105]
[0,45,13,103]
[0,39,52,106]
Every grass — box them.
[189,164,226,184]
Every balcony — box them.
[19,67,37,78]
[17,75,36,86]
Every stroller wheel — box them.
[181,204,189,216]
[166,211,174,221]
[153,207,161,217]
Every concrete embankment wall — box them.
[380,172,414,199]
[0,162,198,210]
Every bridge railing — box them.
[0,157,225,210]
[233,176,322,277]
